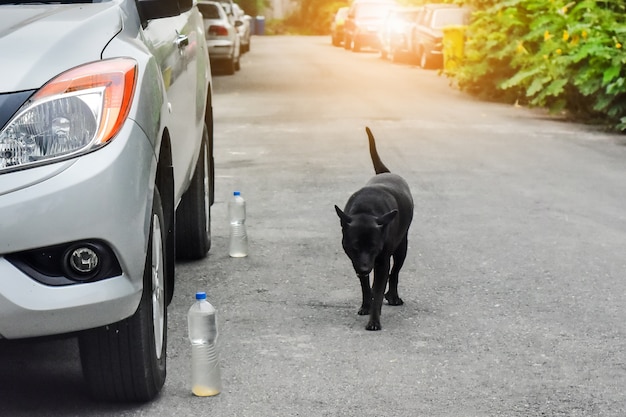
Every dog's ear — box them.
[335,205,352,225]
[376,209,398,226]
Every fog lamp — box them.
[67,246,100,276]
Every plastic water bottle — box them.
[228,191,248,257]
[188,291,222,397]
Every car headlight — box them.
[0,58,137,173]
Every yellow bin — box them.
[442,25,467,74]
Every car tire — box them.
[224,57,236,75]
[343,33,351,50]
[352,37,361,52]
[176,124,212,260]
[79,188,168,402]
[420,49,433,69]
[391,47,404,63]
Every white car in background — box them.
[233,3,252,53]
[198,0,242,74]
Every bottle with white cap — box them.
[187,291,222,396]
[228,191,248,257]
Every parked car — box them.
[331,6,349,47]
[233,3,252,53]
[0,0,214,403]
[343,0,398,52]
[378,6,423,62]
[215,0,235,16]
[410,3,470,69]
[198,0,242,74]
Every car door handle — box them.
[175,34,189,49]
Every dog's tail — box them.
[366,127,390,174]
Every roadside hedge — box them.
[454,0,626,131]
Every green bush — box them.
[455,0,626,130]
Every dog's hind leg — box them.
[357,274,372,315]
[385,234,407,306]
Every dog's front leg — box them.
[357,274,372,315]
[366,259,390,331]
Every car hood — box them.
[0,3,122,93]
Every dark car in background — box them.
[331,6,349,47]
[378,6,423,62]
[343,0,397,52]
[410,3,470,69]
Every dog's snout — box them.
[354,262,372,276]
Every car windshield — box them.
[198,3,222,19]
[356,3,392,19]
[432,9,468,29]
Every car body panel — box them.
[138,10,208,204]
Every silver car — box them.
[198,0,242,75]
[0,0,214,402]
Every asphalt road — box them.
[1,36,626,417]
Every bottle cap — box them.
[195,291,207,300]
[233,191,240,196]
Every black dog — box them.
[335,127,414,331]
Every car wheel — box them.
[343,33,351,50]
[420,49,433,69]
[79,188,168,402]
[224,57,236,75]
[391,47,403,63]
[332,35,340,47]
[176,124,211,260]
[352,37,361,52]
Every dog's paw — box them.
[358,306,370,316]
[385,293,404,306]
[366,320,382,331]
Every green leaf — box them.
[527,76,551,97]
[603,65,622,86]
[545,78,569,97]
[501,67,542,89]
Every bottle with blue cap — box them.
[187,291,222,396]
[228,191,248,257]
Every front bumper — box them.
[0,120,155,339]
